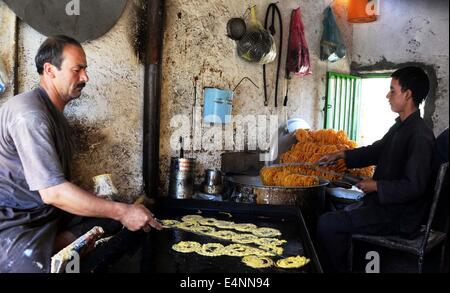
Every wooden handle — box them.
[134,195,145,205]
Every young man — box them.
[0,36,162,273]
[316,66,436,272]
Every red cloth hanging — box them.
[286,7,312,77]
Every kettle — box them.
[202,169,224,195]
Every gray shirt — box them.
[0,87,74,210]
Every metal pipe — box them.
[143,0,165,198]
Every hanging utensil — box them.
[4,0,127,42]
[227,18,246,40]
[191,76,198,143]
[283,73,290,107]
[263,3,283,107]
[282,71,291,133]
[237,6,276,64]
[227,6,251,41]
[203,77,259,124]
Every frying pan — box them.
[81,199,323,273]
[4,0,127,42]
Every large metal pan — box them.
[226,175,329,230]
[4,0,127,42]
[81,199,323,273]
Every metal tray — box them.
[82,199,322,273]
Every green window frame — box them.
[324,72,362,141]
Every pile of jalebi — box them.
[260,129,374,185]
[260,167,319,187]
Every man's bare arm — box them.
[39,182,162,231]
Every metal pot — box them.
[202,169,224,195]
[168,157,196,199]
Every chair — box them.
[348,162,449,273]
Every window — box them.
[359,75,393,146]
[323,72,362,141]
[325,72,425,146]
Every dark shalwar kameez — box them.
[317,111,436,272]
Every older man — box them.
[0,35,161,273]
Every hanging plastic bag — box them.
[320,6,347,62]
[286,7,312,76]
[237,6,277,64]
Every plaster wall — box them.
[352,0,449,136]
[0,0,146,201]
[1,0,353,198]
[159,0,353,194]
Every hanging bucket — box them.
[202,77,259,124]
[203,87,234,124]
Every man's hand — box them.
[356,179,378,194]
[119,204,163,232]
[39,182,163,233]
[317,151,345,165]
